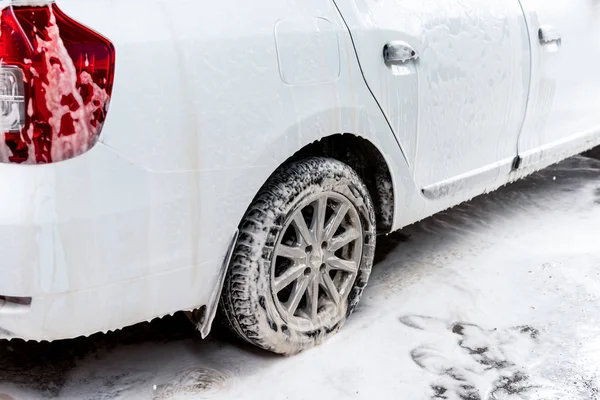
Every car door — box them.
[516,0,600,167]
[333,0,531,199]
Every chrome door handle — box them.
[539,25,562,47]
[383,41,419,64]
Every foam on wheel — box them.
[218,157,376,355]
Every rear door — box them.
[334,0,531,198]
[516,0,600,166]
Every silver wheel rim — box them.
[270,192,363,330]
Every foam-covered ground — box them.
[1,156,600,400]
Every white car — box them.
[0,0,598,355]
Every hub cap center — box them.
[309,248,324,269]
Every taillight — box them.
[0,0,115,164]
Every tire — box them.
[218,157,376,355]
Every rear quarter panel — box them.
[54,0,421,304]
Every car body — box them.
[0,0,598,349]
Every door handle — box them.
[383,41,419,64]
[539,25,562,47]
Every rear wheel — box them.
[218,157,376,355]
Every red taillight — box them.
[0,1,115,164]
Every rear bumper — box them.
[0,141,164,297]
[0,143,225,341]
[0,266,216,341]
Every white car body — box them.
[0,0,598,341]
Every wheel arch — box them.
[279,133,395,234]
[200,133,401,339]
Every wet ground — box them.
[1,156,600,400]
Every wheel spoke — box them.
[275,244,306,261]
[338,274,355,297]
[314,196,328,242]
[324,203,350,241]
[320,273,341,306]
[305,275,320,320]
[274,264,306,292]
[293,214,314,245]
[285,276,310,316]
[327,256,358,273]
[329,228,361,251]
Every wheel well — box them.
[582,145,600,160]
[286,134,395,233]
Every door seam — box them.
[514,0,535,168]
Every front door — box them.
[334,0,531,198]
[516,0,600,165]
